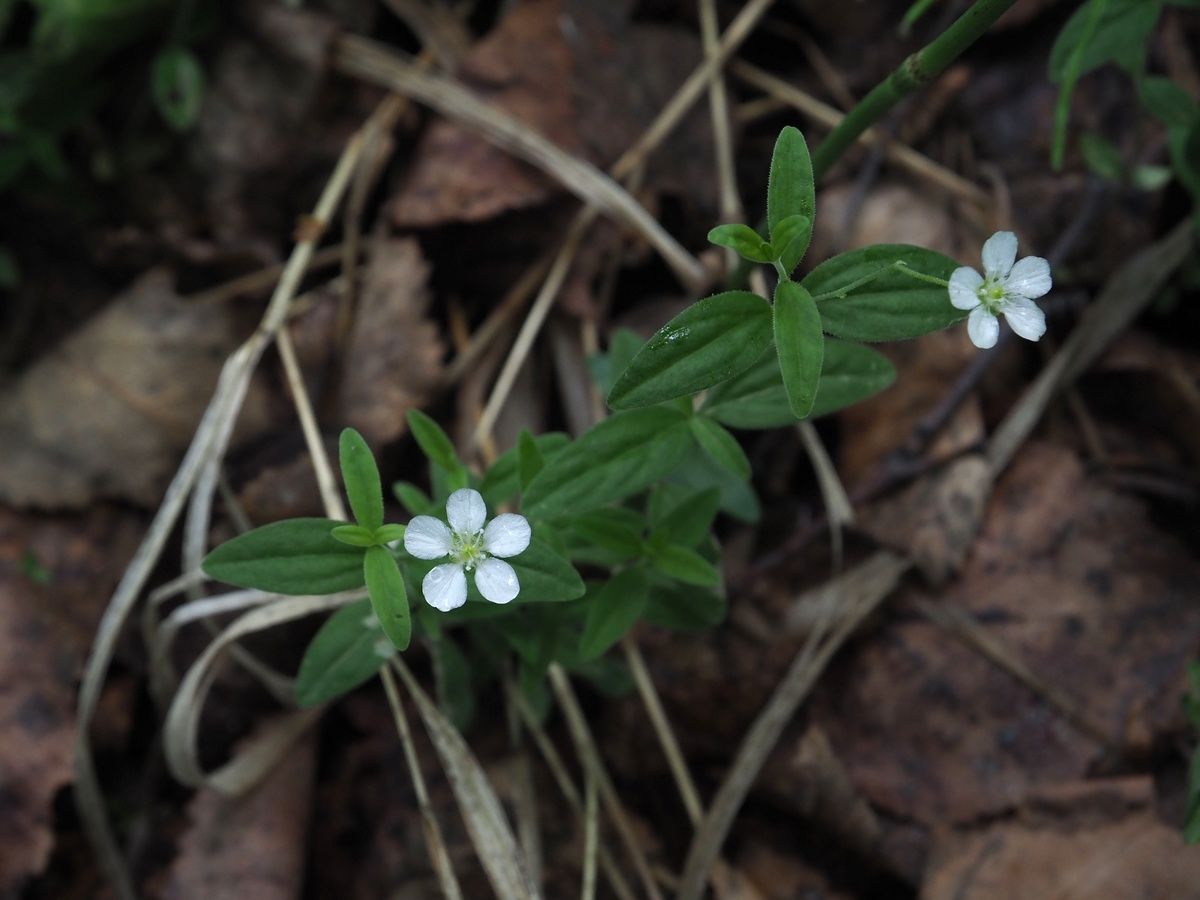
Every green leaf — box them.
[811,339,896,417]
[578,568,650,661]
[1080,132,1124,181]
[588,329,645,396]
[506,537,586,603]
[517,429,544,491]
[566,507,645,559]
[702,340,895,427]
[364,546,411,651]
[295,599,386,707]
[641,575,726,630]
[374,524,406,544]
[607,291,773,410]
[522,408,694,520]
[393,481,438,516]
[480,432,570,507]
[707,223,774,262]
[1169,121,1200,201]
[339,428,384,531]
[1048,0,1162,84]
[689,416,750,479]
[152,46,204,131]
[431,634,475,731]
[331,524,377,547]
[407,409,461,473]
[669,445,760,523]
[767,126,815,247]
[805,244,962,342]
[772,213,813,276]
[650,544,720,587]
[203,518,366,595]
[1140,76,1198,127]
[774,280,823,419]
[650,486,720,548]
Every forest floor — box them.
[2,1,1200,898]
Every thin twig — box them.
[380,665,467,900]
[334,36,706,292]
[548,664,667,900]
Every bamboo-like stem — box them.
[809,0,1017,180]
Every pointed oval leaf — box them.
[774,280,823,419]
[407,409,461,473]
[373,523,406,545]
[804,244,963,342]
[578,568,650,661]
[689,416,750,479]
[607,291,772,410]
[517,429,544,491]
[393,481,438,516]
[641,574,726,630]
[505,537,586,603]
[772,213,813,276]
[203,518,365,595]
[767,126,815,243]
[522,408,694,520]
[650,543,720,587]
[702,339,896,427]
[707,223,774,262]
[295,598,386,707]
[364,545,411,651]
[331,524,378,547]
[479,432,570,507]
[339,428,384,531]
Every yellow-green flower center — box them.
[976,278,1007,312]
[450,530,487,571]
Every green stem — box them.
[731,0,1016,289]
[810,0,1018,180]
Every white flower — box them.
[949,231,1052,349]
[403,488,531,612]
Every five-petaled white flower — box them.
[403,488,531,612]
[949,231,1052,350]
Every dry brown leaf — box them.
[390,0,714,228]
[0,269,274,509]
[390,0,579,227]
[0,506,141,892]
[922,779,1200,899]
[817,442,1200,825]
[159,730,317,900]
[337,237,444,445]
[858,454,994,584]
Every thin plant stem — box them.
[621,637,704,825]
[547,664,666,900]
[380,666,466,900]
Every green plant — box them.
[200,124,1053,721]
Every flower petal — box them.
[948,267,984,310]
[483,513,531,558]
[403,516,452,559]
[1004,255,1052,299]
[475,557,520,604]
[967,306,1000,349]
[446,488,486,534]
[981,231,1018,278]
[1001,296,1046,342]
[423,563,467,612]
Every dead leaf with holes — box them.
[0,269,274,509]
